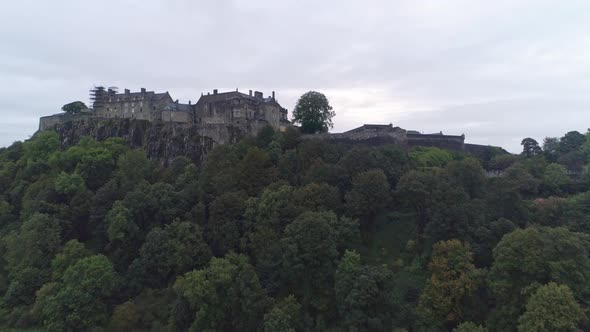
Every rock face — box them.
[47,118,224,166]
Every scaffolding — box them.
[90,86,118,109]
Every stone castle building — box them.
[40,86,290,145]
[39,86,504,159]
[89,86,289,131]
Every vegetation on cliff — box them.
[0,126,589,331]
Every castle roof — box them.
[163,102,192,113]
[196,90,281,106]
[107,90,172,102]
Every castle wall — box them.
[39,113,94,131]
[161,110,192,123]
[406,133,465,152]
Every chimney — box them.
[140,88,146,94]
[272,91,275,100]
[188,100,191,105]
[213,89,218,95]
[175,99,179,104]
[254,91,263,99]
[124,89,130,94]
[249,90,252,96]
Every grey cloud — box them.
[1,0,590,151]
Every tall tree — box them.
[292,91,335,134]
[488,227,590,331]
[559,130,586,154]
[517,283,586,332]
[42,255,118,331]
[520,138,542,157]
[418,240,479,329]
[173,253,270,331]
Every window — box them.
[140,108,143,112]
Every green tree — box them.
[208,191,247,255]
[129,221,211,289]
[54,172,85,196]
[335,250,395,331]
[173,253,270,332]
[541,163,569,194]
[263,295,302,332]
[397,169,439,235]
[42,255,117,331]
[61,101,88,115]
[50,239,91,281]
[238,147,278,196]
[345,169,390,227]
[292,91,335,134]
[453,321,487,332]
[521,138,542,157]
[488,227,590,331]
[517,283,586,332]
[4,213,62,305]
[559,130,586,154]
[281,211,340,319]
[543,137,560,162]
[418,240,479,328]
[22,131,60,163]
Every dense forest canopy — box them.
[0,126,589,331]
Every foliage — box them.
[61,101,88,115]
[0,126,588,331]
[173,253,270,332]
[42,255,117,331]
[517,282,586,332]
[263,295,302,332]
[418,240,479,328]
[488,227,590,331]
[521,137,542,157]
[292,91,335,134]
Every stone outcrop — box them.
[47,118,220,166]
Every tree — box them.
[263,295,302,332]
[418,240,479,328]
[281,211,340,318]
[542,137,560,162]
[345,169,390,227]
[488,227,590,331]
[50,239,91,281]
[292,91,335,134]
[453,322,487,332]
[397,169,440,235]
[517,283,586,332]
[128,221,211,289]
[61,101,88,115]
[42,255,117,331]
[520,138,542,157]
[207,191,247,255]
[559,130,586,154]
[541,163,569,194]
[335,250,395,331]
[54,172,85,196]
[173,253,270,331]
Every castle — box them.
[90,86,290,130]
[39,86,504,160]
[40,87,290,145]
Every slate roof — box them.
[163,102,192,113]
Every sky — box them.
[1,0,589,152]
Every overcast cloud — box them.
[1,0,589,152]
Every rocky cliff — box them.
[45,118,221,166]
